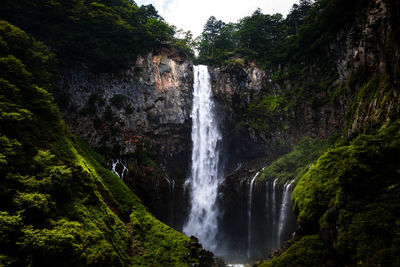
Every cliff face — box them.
[332,0,400,134]
[210,63,291,171]
[209,3,400,259]
[59,47,193,180]
[209,0,399,164]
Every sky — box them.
[135,0,298,37]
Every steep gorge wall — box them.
[58,47,193,180]
[210,1,400,258]
[209,0,399,169]
[57,47,195,228]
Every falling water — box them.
[265,181,270,224]
[271,178,279,249]
[277,180,295,245]
[111,159,128,181]
[183,65,221,250]
[247,171,260,259]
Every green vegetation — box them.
[196,0,369,67]
[0,0,194,72]
[346,74,395,131]
[258,136,340,184]
[259,235,334,267]
[261,121,400,266]
[0,21,205,266]
[242,95,292,133]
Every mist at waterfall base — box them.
[216,177,297,262]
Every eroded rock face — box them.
[331,0,400,134]
[209,64,292,175]
[59,47,193,179]
[57,47,194,229]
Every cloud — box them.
[137,0,297,37]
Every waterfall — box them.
[247,171,260,259]
[183,65,221,250]
[271,178,278,249]
[111,159,128,181]
[277,180,295,245]
[265,180,270,227]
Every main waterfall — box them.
[183,65,221,250]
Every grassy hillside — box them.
[0,20,208,267]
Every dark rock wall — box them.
[58,47,193,179]
[58,47,193,229]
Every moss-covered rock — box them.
[260,120,400,266]
[257,136,339,185]
[258,235,334,267]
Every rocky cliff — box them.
[58,47,193,179]
[207,2,400,261]
[209,0,399,166]
[56,47,194,228]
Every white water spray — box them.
[247,171,260,258]
[183,65,221,250]
[271,178,279,248]
[111,159,128,181]
[277,180,295,245]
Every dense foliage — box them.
[0,0,193,72]
[257,121,400,266]
[0,21,206,266]
[196,0,369,67]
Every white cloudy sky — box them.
[136,0,298,37]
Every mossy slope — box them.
[259,121,400,266]
[257,137,339,185]
[0,20,206,267]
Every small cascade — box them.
[111,159,129,181]
[271,178,279,249]
[164,175,171,186]
[247,171,260,259]
[234,163,243,172]
[265,180,270,224]
[277,180,295,245]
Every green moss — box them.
[243,94,292,133]
[259,235,334,267]
[346,74,393,131]
[130,210,193,266]
[270,120,400,265]
[258,136,338,185]
[292,146,347,226]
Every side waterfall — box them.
[183,65,221,250]
[111,159,128,181]
[271,178,278,249]
[277,180,295,245]
[247,171,260,259]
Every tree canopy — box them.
[195,0,370,67]
[0,0,177,72]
